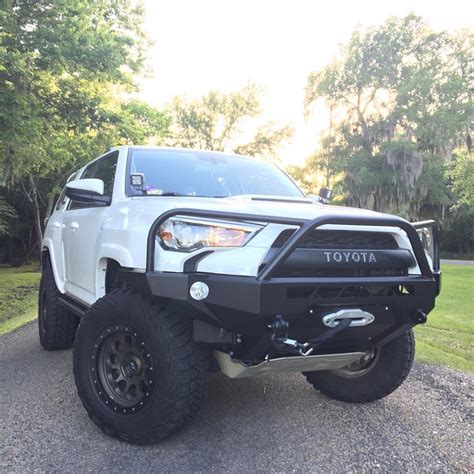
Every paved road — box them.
[1,322,472,472]
[441,259,474,266]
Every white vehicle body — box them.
[43,145,422,308]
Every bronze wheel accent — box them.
[91,325,154,415]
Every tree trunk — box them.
[326,104,334,188]
[28,175,43,258]
[45,192,56,220]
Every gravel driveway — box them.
[1,322,472,472]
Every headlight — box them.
[157,217,263,252]
[415,223,439,271]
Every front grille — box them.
[272,267,408,278]
[272,229,398,250]
[264,228,405,278]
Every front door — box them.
[62,152,118,305]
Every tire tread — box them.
[304,330,415,403]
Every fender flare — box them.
[41,239,66,293]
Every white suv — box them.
[40,146,441,444]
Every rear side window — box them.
[69,152,119,210]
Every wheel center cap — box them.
[122,354,142,377]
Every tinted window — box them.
[127,149,304,198]
[95,152,118,198]
[69,152,118,210]
[54,172,78,211]
[55,187,68,211]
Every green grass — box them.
[0,263,472,372]
[415,265,473,372]
[0,264,40,335]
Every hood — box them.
[130,194,383,221]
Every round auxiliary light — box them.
[190,281,209,301]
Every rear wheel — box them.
[38,256,79,350]
[73,288,209,444]
[303,329,415,403]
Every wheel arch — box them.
[96,245,134,298]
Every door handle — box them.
[52,221,61,229]
[69,222,79,230]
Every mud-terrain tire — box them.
[73,288,209,444]
[304,330,415,403]
[38,257,79,350]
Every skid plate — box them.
[214,350,367,378]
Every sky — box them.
[139,0,473,165]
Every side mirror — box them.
[66,179,110,205]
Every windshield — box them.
[127,148,305,198]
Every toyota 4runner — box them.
[40,146,441,444]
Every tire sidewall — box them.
[305,330,415,402]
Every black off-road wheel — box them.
[304,329,415,403]
[73,288,209,445]
[38,256,79,350]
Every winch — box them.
[270,313,354,356]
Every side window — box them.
[69,152,118,210]
[95,152,118,199]
[55,187,68,211]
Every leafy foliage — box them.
[0,196,16,236]
[0,0,169,262]
[168,84,293,159]
[303,15,473,221]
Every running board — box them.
[214,350,367,378]
[57,296,88,318]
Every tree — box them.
[303,15,473,219]
[168,84,293,159]
[234,121,293,160]
[442,150,474,254]
[0,0,169,262]
[0,197,15,237]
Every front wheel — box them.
[303,329,415,403]
[73,288,209,444]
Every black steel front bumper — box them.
[120,209,441,355]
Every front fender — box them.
[41,239,65,293]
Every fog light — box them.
[190,281,209,301]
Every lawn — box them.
[0,264,40,335]
[0,263,472,372]
[415,264,473,372]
